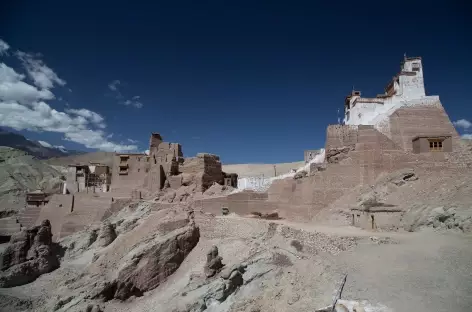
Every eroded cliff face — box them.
[0,219,60,287]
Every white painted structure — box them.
[235,149,326,192]
[343,56,439,126]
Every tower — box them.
[149,133,163,156]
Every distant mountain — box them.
[0,128,85,159]
[0,147,65,213]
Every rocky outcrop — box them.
[0,220,60,287]
[95,221,200,301]
[204,246,224,278]
[95,222,116,248]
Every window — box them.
[119,167,128,175]
[412,62,420,72]
[428,139,443,152]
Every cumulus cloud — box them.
[65,108,105,127]
[0,63,54,104]
[0,39,10,55]
[38,140,52,148]
[0,39,138,152]
[453,119,472,130]
[107,80,143,108]
[16,51,66,90]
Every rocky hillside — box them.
[0,147,65,215]
[46,151,115,167]
[0,128,84,159]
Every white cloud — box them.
[453,119,472,129]
[108,80,120,91]
[107,80,143,108]
[461,134,472,140]
[144,149,149,155]
[0,63,54,104]
[0,39,10,55]
[16,51,66,90]
[65,108,105,127]
[64,129,137,151]
[38,140,52,148]
[0,39,138,153]
[127,138,138,143]
[124,99,143,108]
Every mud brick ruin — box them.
[5,55,471,240]
[112,132,235,195]
[7,132,238,240]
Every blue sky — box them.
[0,1,471,163]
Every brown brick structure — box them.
[387,104,459,152]
[112,133,231,196]
[263,102,469,221]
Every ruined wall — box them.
[351,210,403,231]
[180,153,223,192]
[111,154,147,194]
[326,125,359,149]
[388,104,459,151]
[36,194,74,240]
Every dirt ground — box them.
[1,206,470,312]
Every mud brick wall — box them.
[326,125,359,149]
[388,104,459,152]
[152,142,183,162]
[36,194,74,241]
[111,154,147,193]
[180,153,224,191]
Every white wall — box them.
[235,149,326,192]
[344,58,428,126]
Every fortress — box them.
[2,55,470,240]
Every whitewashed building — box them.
[343,56,439,126]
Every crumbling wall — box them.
[35,194,73,240]
[180,153,224,192]
[326,125,359,149]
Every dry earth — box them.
[0,199,471,312]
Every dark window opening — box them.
[429,139,443,152]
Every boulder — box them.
[204,246,224,278]
[95,222,117,248]
[0,220,60,288]
[95,222,200,301]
